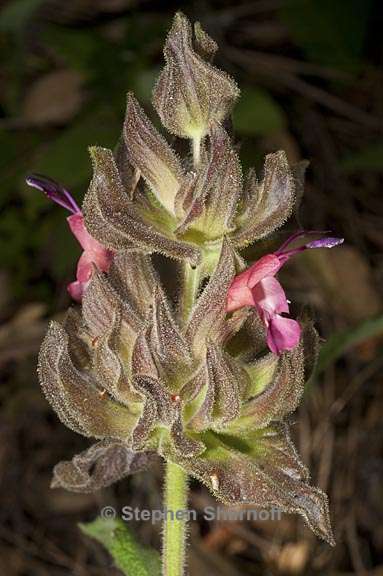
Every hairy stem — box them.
[192,135,201,168]
[162,128,203,574]
[162,461,189,576]
[180,132,204,323]
[181,263,200,324]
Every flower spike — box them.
[31,13,338,550]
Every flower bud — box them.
[152,12,239,139]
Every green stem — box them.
[181,263,200,324]
[161,129,202,575]
[162,461,189,576]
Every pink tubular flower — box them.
[227,231,344,355]
[26,174,113,301]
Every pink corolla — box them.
[227,232,344,355]
[26,175,113,301]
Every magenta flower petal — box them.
[226,284,255,313]
[67,214,113,271]
[252,276,290,317]
[226,254,281,313]
[67,280,85,302]
[75,250,94,283]
[247,254,282,288]
[66,214,113,301]
[266,315,301,355]
[67,213,96,252]
[226,267,257,313]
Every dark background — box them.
[1,0,383,574]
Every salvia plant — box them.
[27,12,343,575]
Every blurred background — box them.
[0,0,383,574]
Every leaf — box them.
[108,249,157,319]
[38,321,140,440]
[131,375,175,450]
[193,21,218,61]
[228,344,304,432]
[150,286,193,384]
[52,440,155,493]
[131,326,159,379]
[91,309,142,407]
[170,412,206,457]
[185,239,236,356]
[184,345,245,431]
[233,87,286,136]
[207,344,242,427]
[242,353,279,399]
[123,93,183,214]
[63,308,91,370]
[232,151,295,247]
[177,123,242,240]
[80,517,161,576]
[82,146,200,264]
[163,424,335,546]
[82,267,142,338]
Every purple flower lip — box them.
[276,230,344,260]
[26,174,80,214]
[305,237,344,249]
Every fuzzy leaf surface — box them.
[52,440,155,493]
[232,151,295,247]
[80,518,161,576]
[83,147,200,264]
[124,93,183,214]
[152,12,239,139]
[164,424,334,546]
